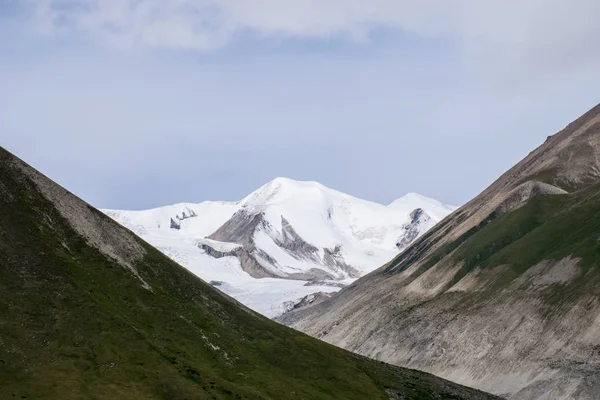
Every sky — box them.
[1,1,600,210]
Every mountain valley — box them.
[0,145,498,400]
[104,179,454,317]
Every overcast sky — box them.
[1,1,599,210]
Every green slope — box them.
[382,103,600,289]
[0,147,498,400]
[386,179,600,291]
[279,103,600,398]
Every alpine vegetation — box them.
[281,103,600,400]
[0,146,497,400]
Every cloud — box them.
[23,0,600,60]
[4,0,600,209]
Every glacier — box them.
[104,177,455,317]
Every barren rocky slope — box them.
[0,146,498,400]
[281,103,600,400]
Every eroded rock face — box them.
[170,218,181,230]
[207,210,280,278]
[492,180,567,216]
[280,103,600,399]
[210,209,264,245]
[198,243,237,259]
[280,257,600,400]
[207,209,360,280]
[283,292,333,313]
[322,245,360,278]
[396,208,435,252]
[277,216,320,257]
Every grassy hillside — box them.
[280,104,600,399]
[385,180,600,292]
[0,146,498,400]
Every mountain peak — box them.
[240,177,329,208]
[270,176,319,186]
[105,173,455,315]
[390,192,444,205]
[389,193,456,221]
[485,102,600,195]
[1,145,496,399]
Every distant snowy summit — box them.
[104,178,456,317]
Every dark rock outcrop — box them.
[396,208,434,252]
[207,208,361,280]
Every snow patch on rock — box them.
[103,178,455,316]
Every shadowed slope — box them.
[0,146,497,400]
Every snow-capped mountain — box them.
[389,192,459,221]
[104,178,455,317]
